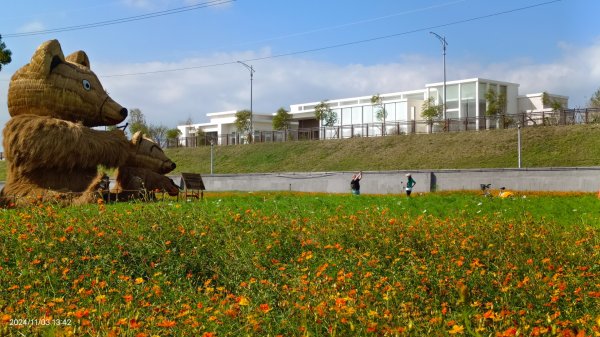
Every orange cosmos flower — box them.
[237,296,249,306]
[448,325,464,334]
[259,303,271,313]
[73,309,90,319]
[130,319,141,329]
[156,319,176,328]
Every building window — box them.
[385,103,396,121]
[446,84,459,110]
[363,105,374,123]
[461,82,476,119]
[352,106,362,125]
[341,108,351,125]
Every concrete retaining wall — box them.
[193,167,600,194]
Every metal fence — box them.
[164,108,600,148]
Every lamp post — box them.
[210,140,214,174]
[237,61,255,143]
[430,32,448,120]
[517,122,522,168]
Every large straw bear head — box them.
[7,39,127,127]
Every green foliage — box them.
[371,94,387,122]
[421,96,442,121]
[128,108,150,136]
[542,91,564,112]
[148,125,168,145]
[588,88,600,109]
[195,128,207,146]
[166,128,182,140]
[485,88,507,116]
[0,192,598,335]
[234,109,252,135]
[272,107,291,131]
[314,100,337,126]
[0,35,11,71]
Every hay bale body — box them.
[1,40,176,206]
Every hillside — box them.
[165,124,600,174]
[0,124,599,180]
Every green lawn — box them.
[1,192,598,336]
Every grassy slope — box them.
[1,124,599,180]
[165,124,600,175]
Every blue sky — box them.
[1,0,599,131]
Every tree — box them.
[164,128,181,147]
[166,128,181,140]
[148,125,168,147]
[371,94,387,123]
[234,109,252,142]
[421,96,442,122]
[195,128,207,146]
[484,88,507,116]
[542,92,564,112]
[314,100,337,127]
[371,94,388,135]
[128,108,150,136]
[0,35,12,72]
[272,107,291,131]
[589,88,600,109]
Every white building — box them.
[178,77,568,144]
[176,110,277,145]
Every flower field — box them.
[1,192,599,336]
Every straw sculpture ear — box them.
[132,131,143,145]
[65,51,90,69]
[29,39,65,78]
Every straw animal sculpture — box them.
[1,39,177,206]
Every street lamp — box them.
[237,61,255,143]
[430,32,448,120]
[517,122,522,168]
[210,140,214,174]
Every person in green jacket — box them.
[405,173,416,196]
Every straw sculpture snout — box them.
[131,131,177,174]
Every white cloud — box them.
[2,38,600,137]
[89,38,600,128]
[17,21,45,33]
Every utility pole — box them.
[430,32,448,120]
[237,61,255,143]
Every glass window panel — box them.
[429,87,441,104]
[446,84,458,101]
[362,106,373,123]
[461,83,476,100]
[461,99,477,119]
[479,83,487,100]
[341,108,352,125]
[445,84,458,110]
[352,106,362,125]
[397,103,408,121]
[385,103,396,121]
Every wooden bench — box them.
[179,173,206,200]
